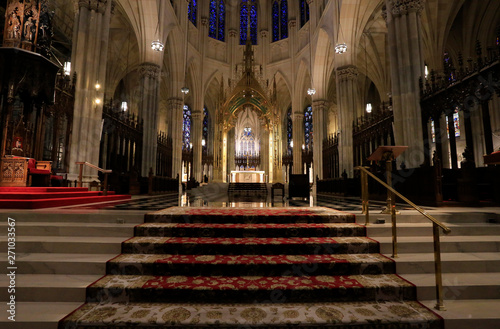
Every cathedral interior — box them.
[0,0,500,328]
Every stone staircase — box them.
[0,210,144,329]
[360,210,500,329]
[0,206,499,328]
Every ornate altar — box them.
[230,171,265,183]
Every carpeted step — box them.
[59,300,443,329]
[121,236,380,255]
[0,191,113,199]
[86,274,416,304]
[0,194,131,209]
[107,253,395,276]
[145,206,356,224]
[0,187,89,193]
[135,222,366,238]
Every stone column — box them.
[336,66,359,177]
[167,98,184,179]
[292,112,304,174]
[138,63,161,177]
[312,100,328,179]
[69,0,111,181]
[384,0,426,168]
[191,111,203,182]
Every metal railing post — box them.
[78,163,83,188]
[103,173,108,196]
[433,222,445,311]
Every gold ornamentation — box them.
[85,306,117,321]
[240,307,267,323]
[315,306,343,322]
[283,310,300,319]
[162,307,191,323]
[355,308,376,317]
[206,311,223,319]
[131,309,151,318]
[388,305,418,317]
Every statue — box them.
[23,17,35,41]
[7,8,21,40]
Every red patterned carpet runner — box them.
[59,206,443,328]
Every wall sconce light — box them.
[95,81,101,90]
[63,62,71,76]
[366,103,372,113]
[95,98,102,105]
[181,86,190,94]
[202,139,206,147]
[121,101,128,111]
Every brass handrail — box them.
[75,162,112,196]
[355,166,450,311]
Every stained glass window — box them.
[304,106,313,150]
[299,0,310,28]
[453,111,460,137]
[281,0,288,39]
[183,105,192,150]
[272,2,280,42]
[444,111,460,139]
[188,0,197,26]
[209,0,225,41]
[240,0,257,45]
[431,119,435,143]
[287,108,293,155]
[203,107,209,152]
[272,0,288,42]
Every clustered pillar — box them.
[69,0,112,181]
[138,63,161,177]
[384,0,426,168]
[312,100,328,180]
[336,65,359,177]
[168,98,184,180]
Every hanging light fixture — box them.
[151,0,164,51]
[335,2,347,54]
[181,2,189,95]
[307,21,316,96]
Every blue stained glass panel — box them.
[304,106,313,149]
[300,0,310,28]
[287,108,293,154]
[250,4,257,45]
[240,3,248,44]
[183,105,192,150]
[209,0,217,38]
[272,1,279,42]
[218,0,225,41]
[281,0,288,39]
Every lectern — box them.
[367,146,407,258]
[367,146,408,214]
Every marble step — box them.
[0,274,101,302]
[420,299,500,329]
[0,236,127,254]
[366,223,500,237]
[402,272,500,300]
[0,253,116,275]
[0,211,145,223]
[375,235,500,254]
[356,212,500,224]
[390,252,500,274]
[0,302,82,329]
[0,222,136,237]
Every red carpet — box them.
[0,187,130,209]
[60,206,443,328]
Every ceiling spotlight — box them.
[151,40,164,52]
[335,43,347,54]
[181,87,190,95]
